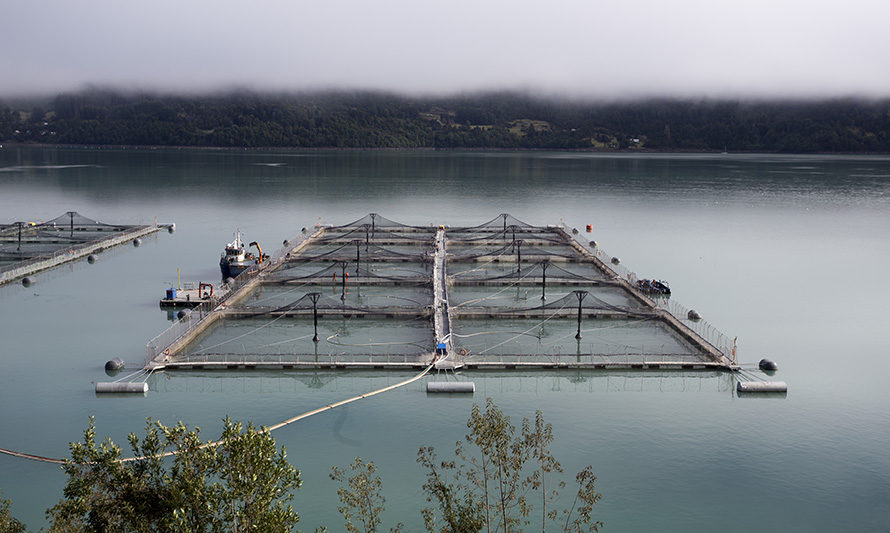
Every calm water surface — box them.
[1,147,889,531]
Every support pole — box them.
[353,239,362,279]
[574,290,588,340]
[515,239,522,272]
[338,261,348,301]
[541,259,549,301]
[308,292,321,342]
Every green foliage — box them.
[330,457,402,533]
[46,416,301,532]
[0,491,27,533]
[563,467,603,533]
[523,410,564,526]
[418,398,601,533]
[3,89,889,152]
[417,446,486,533]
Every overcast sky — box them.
[3,0,889,99]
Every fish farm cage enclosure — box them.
[143,214,741,377]
[0,211,172,286]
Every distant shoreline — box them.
[4,142,890,156]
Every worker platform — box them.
[144,214,738,374]
[0,211,173,286]
[159,282,217,307]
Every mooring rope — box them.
[0,360,436,465]
[0,447,66,465]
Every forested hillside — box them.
[2,89,889,152]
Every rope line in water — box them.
[0,360,436,465]
[0,447,66,464]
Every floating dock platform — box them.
[144,214,741,375]
[159,282,215,307]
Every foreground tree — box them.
[47,417,301,532]
[0,491,27,533]
[418,398,602,533]
[330,457,403,533]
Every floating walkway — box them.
[143,214,739,374]
[0,211,173,286]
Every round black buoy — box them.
[301,227,307,233]
[133,238,142,247]
[687,309,702,320]
[168,224,176,234]
[283,239,289,246]
[87,254,99,263]
[22,276,35,286]
[759,358,779,372]
[572,227,579,234]
[177,309,190,320]
[589,240,597,248]
[105,357,125,371]
[611,257,620,265]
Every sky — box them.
[3,0,889,99]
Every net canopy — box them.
[286,242,432,262]
[41,211,131,230]
[332,213,433,231]
[449,213,537,232]
[452,289,653,317]
[267,261,431,284]
[227,290,431,317]
[449,260,608,282]
[448,241,581,261]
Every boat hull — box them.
[220,259,252,279]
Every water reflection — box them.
[149,368,736,395]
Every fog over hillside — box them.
[2,0,889,99]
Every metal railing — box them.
[655,298,734,360]
[0,226,156,285]
[145,229,316,366]
[145,265,262,365]
[567,229,734,360]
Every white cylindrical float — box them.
[96,382,148,394]
[427,382,475,394]
[736,381,787,393]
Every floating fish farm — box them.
[0,211,173,286]
[143,214,742,377]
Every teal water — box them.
[2,147,890,531]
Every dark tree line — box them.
[2,88,890,152]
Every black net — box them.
[287,242,431,262]
[449,213,537,232]
[332,213,432,231]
